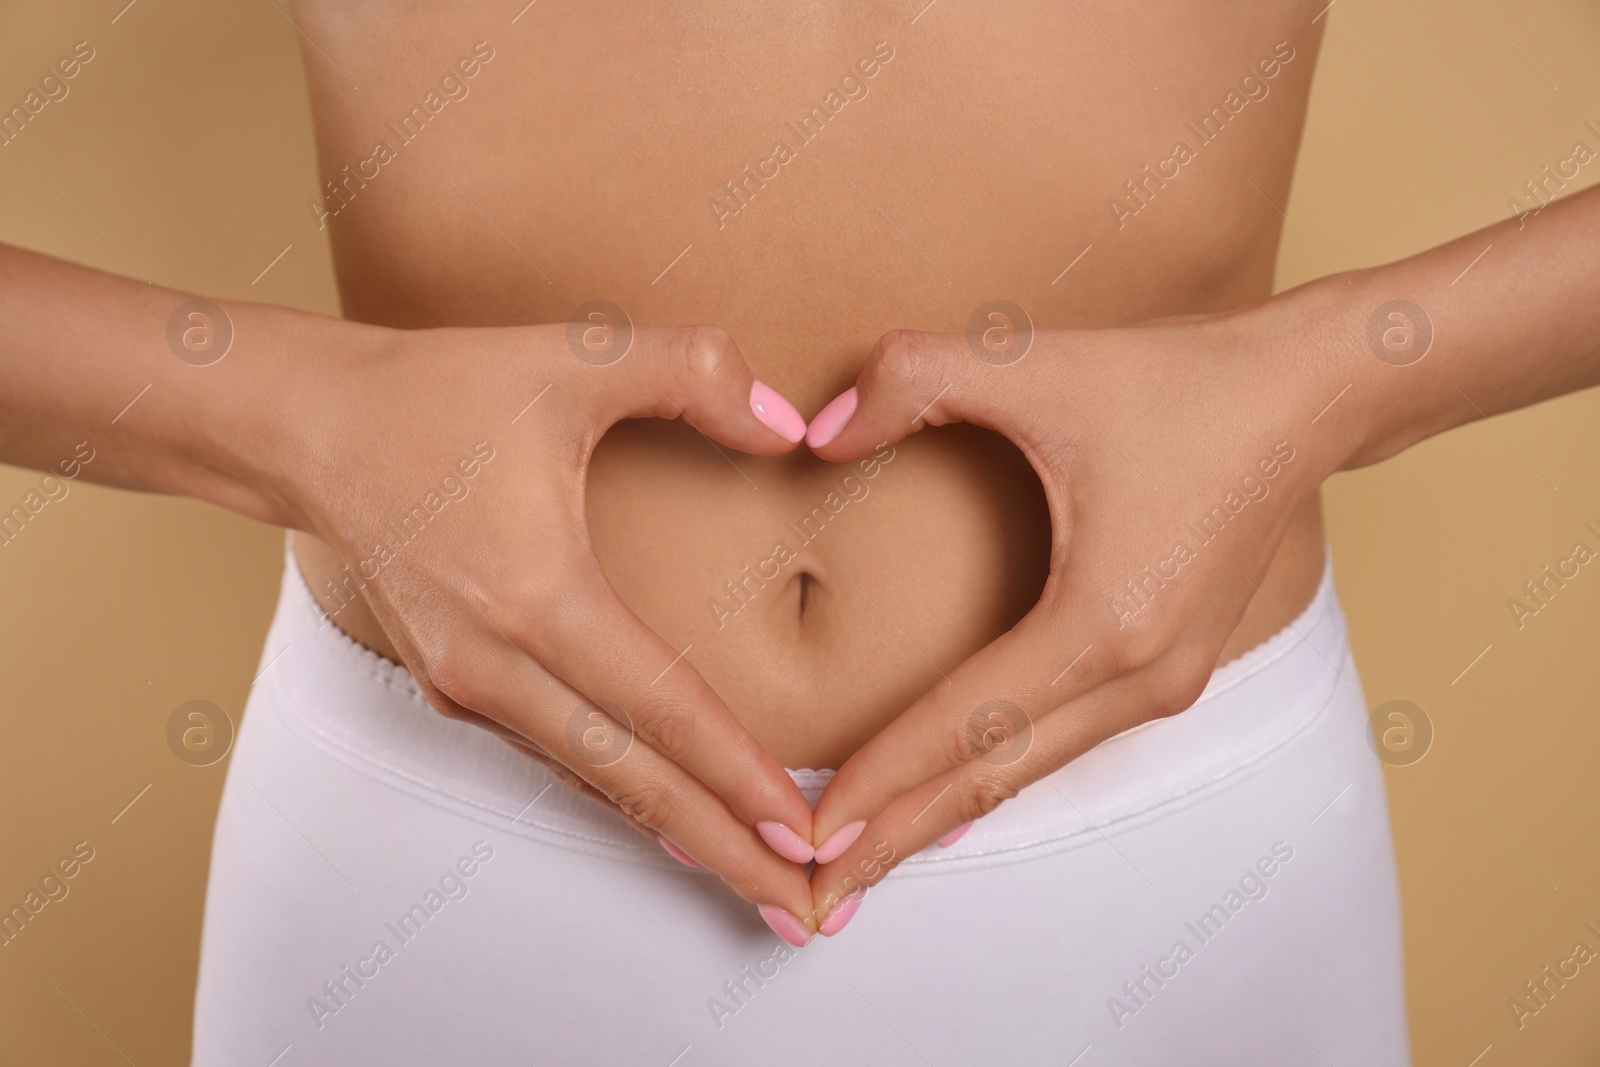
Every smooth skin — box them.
[4,0,1597,945]
[289,0,1331,777]
[281,0,1336,939]
[3,189,1598,944]
[0,248,821,921]
[802,185,1600,933]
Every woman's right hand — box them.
[257,316,820,932]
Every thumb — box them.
[804,328,1043,461]
[587,323,807,455]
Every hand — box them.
[800,299,1352,931]
[258,319,821,923]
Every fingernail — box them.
[756,820,815,864]
[819,891,865,937]
[750,380,806,443]
[658,836,699,868]
[813,820,866,865]
[758,904,814,947]
[804,387,858,449]
[937,822,972,848]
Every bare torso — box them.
[290,0,1328,768]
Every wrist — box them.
[171,305,393,533]
[1238,268,1419,477]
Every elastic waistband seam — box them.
[1191,546,1338,706]
[265,539,1349,871]
[282,541,434,714]
[908,652,1352,874]
[281,540,1338,729]
[270,694,668,860]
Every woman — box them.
[3,1,1596,1063]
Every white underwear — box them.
[192,542,1409,1065]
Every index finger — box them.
[808,588,1114,851]
[419,628,818,924]
[484,534,820,860]
[807,667,1170,929]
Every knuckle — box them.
[957,770,1020,823]
[944,713,978,767]
[871,328,932,388]
[630,697,695,762]
[951,698,1031,769]
[500,578,579,653]
[463,569,541,643]
[609,782,674,832]
[425,642,490,711]
[943,696,992,768]
[1108,613,1170,674]
[674,325,736,389]
[1150,645,1214,717]
[500,599,553,654]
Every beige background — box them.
[1,0,1597,1063]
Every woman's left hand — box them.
[800,293,1360,931]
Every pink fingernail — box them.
[804,387,858,449]
[750,380,806,443]
[658,836,699,868]
[758,904,814,947]
[937,822,972,848]
[813,820,866,865]
[819,891,865,937]
[756,821,815,864]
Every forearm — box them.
[1272,183,1600,470]
[0,245,376,527]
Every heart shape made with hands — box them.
[459,311,1309,943]
[572,363,1053,939]
[584,413,1049,771]
[309,318,1055,941]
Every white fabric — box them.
[192,543,1409,1065]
